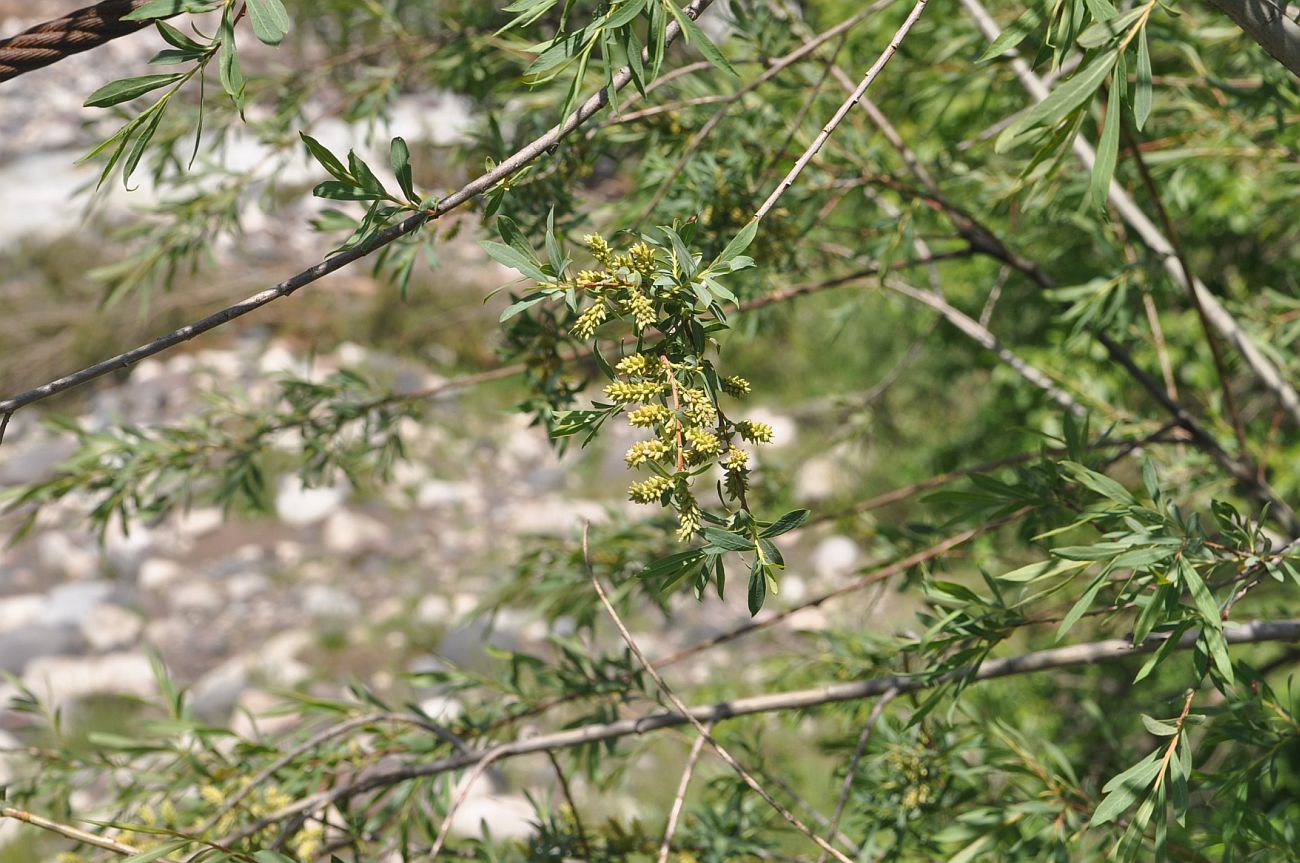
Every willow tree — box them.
[1,0,1299,860]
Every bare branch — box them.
[211,618,1300,844]
[0,806,178,861]
[0,0,719,419]
[962,0,1300,429]
[1202,0,1300,78]
[817,689,898,863]
[753,0,930,222]
[586,525,857,863]
[657,725,710,863]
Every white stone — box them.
[275,475,349,525]
[418,695,464,722]
[194,349,244,380]
[416,480,473,509]
[333,341,369,367]
[415,594,452,625]
[80,603,143,652]
[174,507,224,539]
[258,341,307,377]
[36,532,99,581]
[171,581,223,613]
[257,630,313,688]
[322,510,390,556]
[779,574,808,605]
[46,581,113,627]
[504,497,606,535]
[450,794,537,840]
[131,358,166,383]
[303,584,360,622]
[812,535,860,580]
[139,558,183,591]
[275,540,306,567]
[104,519,155,576]
[22,652,155,707]
[230,690,301,740]
[794,455,841,503]
[0,594,46,634]
[225,570,270,601]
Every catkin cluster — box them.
[569,233,772,541]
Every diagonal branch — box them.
[209,618,1300,844]
[1201,0,1300,78]
[0,0,718,421]
[962,0,1300,429]
[752,0,930,222]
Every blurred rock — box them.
[323,510,390,557]
[139,558,184,591]
[0,593,46,634]
[812,535,860,580]
[22,652,155,706]
[276,476,349,525]
[80,603,143,652]
[36,532,99,581]
[0,624,82,673]
[46,581,114,627]
[303,585,360,623]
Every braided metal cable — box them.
[0,0,170,83]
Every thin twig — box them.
[657,724,710,863]
[817,688,899,863]
[0,806,182,862]
[753,0,930,222]
[633,0,889,227]
[1121,119,1250,460]
[209,617,1300,845]
[960,0,1300,429]
[584,525,857,863]
[0,0,719,420]
[199,712,466,834]
[546,750,593,861]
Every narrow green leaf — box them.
[1140,714,1178,736]
[1061,460,1137,506]
[390,137,416,203]
[299,133,350,181]
[1134,28,1153,129]
[702,528,755,552]
[665,3,736,76]
[499,294,548,322]
[760,509,810,538]
[123,0,221,21]
[1090,750,1162,825]
[124,841,190,863]
[747,560,767,615]
[978,6,1042,62]
[997,51,1118,152]
[481,241,549,282]
[1089,72,1122,209]
[83,73,183,108]
[1056,572,1106,640]
[714,219,758,267]
[998,557,1089,583]
[246,0,291,45]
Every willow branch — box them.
[962,0,1300,429]
[211,618,1300,844]
[0,0,718,419]
[752,0,930,222]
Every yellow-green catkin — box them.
[605,381,663,404]
[628,475,673,503]
[626,439,670,467]
[737,420,774,444]
[584,233,614,269]
[572,302,608,339]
